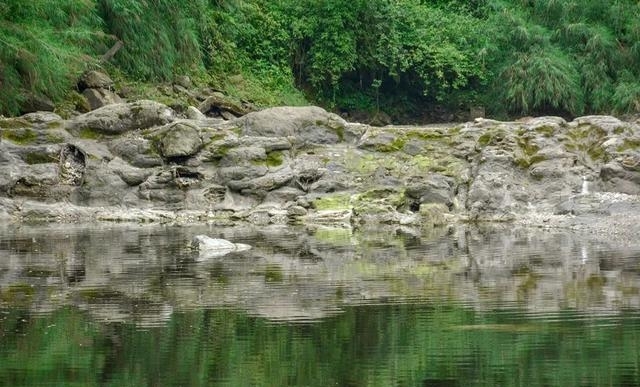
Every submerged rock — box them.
[191,235,251,259]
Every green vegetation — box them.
[265,150,284,167]
[312,193,352,211]
[2,0,640,120]
[2,128,38,144]
[23,151,56,165]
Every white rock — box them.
[192,235,251,259]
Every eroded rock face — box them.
[67,100,174,135]
[1,104,640,233]
[236,106,347,144]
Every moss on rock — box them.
[2,128,38,144]
[313,193,352,210]
[265,150,284,167]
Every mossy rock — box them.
[2,128,38,144]
[265,150,284,167]
[418,203,449,226]
[617,138,640,152]
[375,136,407,152]
[23,151,57,165]
[514,153,547,169]
[45,131,68,144]
[313,193,352,211]
[477,128,508,147]
[352,188,407,215]
[77,127,104,140]
[0,117,31,129]
[534,125,555,137]
[563,125,609,163]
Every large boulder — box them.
[67,100,174,136]
[78,70,115,91]
[155,122,203,159]
[109,136,163,168]
[236,106,347,144]
[198,92,251,118]
[82,88,123,110]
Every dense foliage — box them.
[1,0,640,120]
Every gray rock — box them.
[76,162,131,206]
[68,100,174,135]
[191,235,251,259]
[405,174,455,206]
[237,136,292,152]
[156,122,203,159]
[82,88,123,110]
[236,106,346,142]
[263,186,305,204]
[109,136,163,168]
[185,106,207,120]
[137,170,190,206]
[357,129,399,151]
[109,157,153,186]
[198,92,250,117]
[20,112,63,124]
[217,165,269,184]
[227,165,294,192]
[174,75,192,89]
[218,146,266,167]
[78,70,115,90]
[571,115,626,134]
[21,94,55,113]
[601,161,640,194]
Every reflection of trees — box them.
[1,304,640,386]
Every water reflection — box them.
[1,223,640,385]
[1,223,640,324]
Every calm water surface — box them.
[1,222,640,386]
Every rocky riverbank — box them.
[1,89,640,236]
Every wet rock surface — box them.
[1,104,640,236]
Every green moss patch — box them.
[353,188,406,212]
[24,151,57,164]
[313,193,352,210]
[563,125,609,162]
[374,136,407,152]
[617,138,640,152]
[2,128,38,144]
[45,132,67,143]
[265,150,284,167]
[478,128,507,147]
[77,127,103,140]
[534,125,555,137]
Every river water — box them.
[0,222,639,386]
